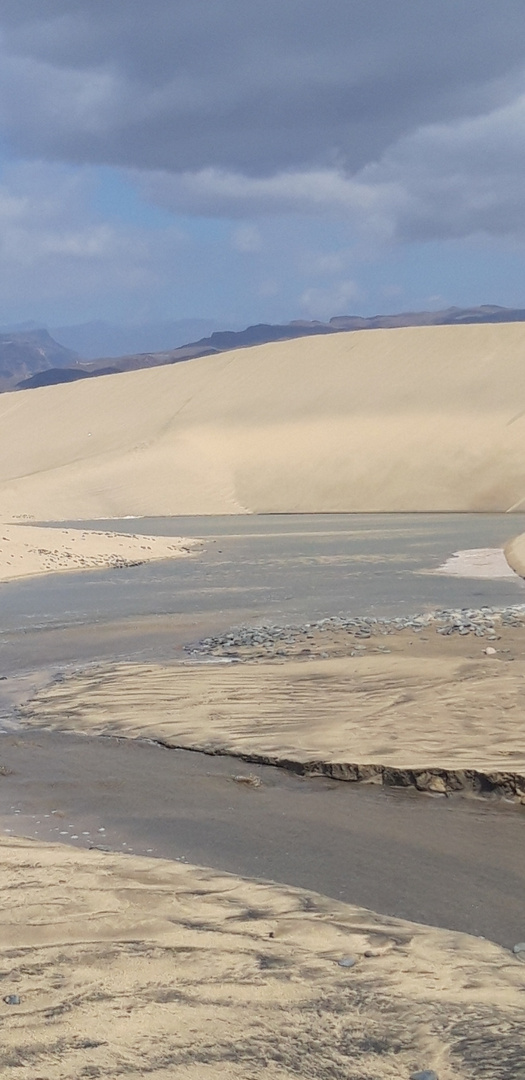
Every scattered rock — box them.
[513,942,525,957]
[337,956,356,968]
[3,994,20,1005]
[410,1071,438,1080]
[231,774,262,788]
[188,604,525,659]
[415,773,447,795]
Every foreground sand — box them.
[0,523,199,582]
[0,834,524,1080]
[3,322,525,517]
[19,624,525,793]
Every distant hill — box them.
[49,318,235,360]
[328,304,525,330]
[6,304,525,393]
[0,330,79,392]
[15,366,120,391]
[77,304,525,381]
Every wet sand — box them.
[18,621,525,788]
[1,728,525,948]
[2,514,525,1076]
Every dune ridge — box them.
[2,322,525,519]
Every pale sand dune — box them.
[3,323,525,517]
[0,523,199,583]
[504,533,525,578]
[0,835,524,1080]
[19,628,525,780]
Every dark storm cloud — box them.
[1,2,525,241]
[0,0,524,174]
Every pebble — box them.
[189,604,525,658]
[513,942,525,956]
[3,995,20,1005]
[337,956,356,968]
[410,1072,438,1080]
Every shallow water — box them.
[1,728,524,948]
[2,514,525,640]
[2,513,525,947]
[2,512,525,722]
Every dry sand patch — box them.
[0,524,199,582]
[0,835,524,1080]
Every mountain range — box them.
[4,304,525,392]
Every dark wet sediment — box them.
[1,728,525,949]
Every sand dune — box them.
[3,322,525,518]
[1,834,524,1080]
[504,533,525,578]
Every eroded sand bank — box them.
[1,834,524,1080]
[0,523,199,582]
[19,623,525,791]
[3,322,525,517]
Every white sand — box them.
[0,835,523,1080]
[0,523,199,582]
[431,547,519,578]
[3,322,525,518]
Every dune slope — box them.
[2,322,525,518]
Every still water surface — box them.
[1,514,525,642]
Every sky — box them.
[1,0,525,329]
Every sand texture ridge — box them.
[0,524,198,582]
[1,834,524,1080]
[19,623,525,795]
[3,322,525,517]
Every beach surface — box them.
[3,319,525,1075]
[3,322,525,518]
[1,834,524,1080]
[0,523,199,582]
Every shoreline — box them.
[0,522,201,583]
[15,606,525,806]
[3,726,525,948]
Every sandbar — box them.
[18,621,525,794]
[0,523,199,582]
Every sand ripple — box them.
[0,835,524,1079]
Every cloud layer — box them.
[0,2,525,322]
[1,1,525,243]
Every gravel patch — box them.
[187,604,525,658]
